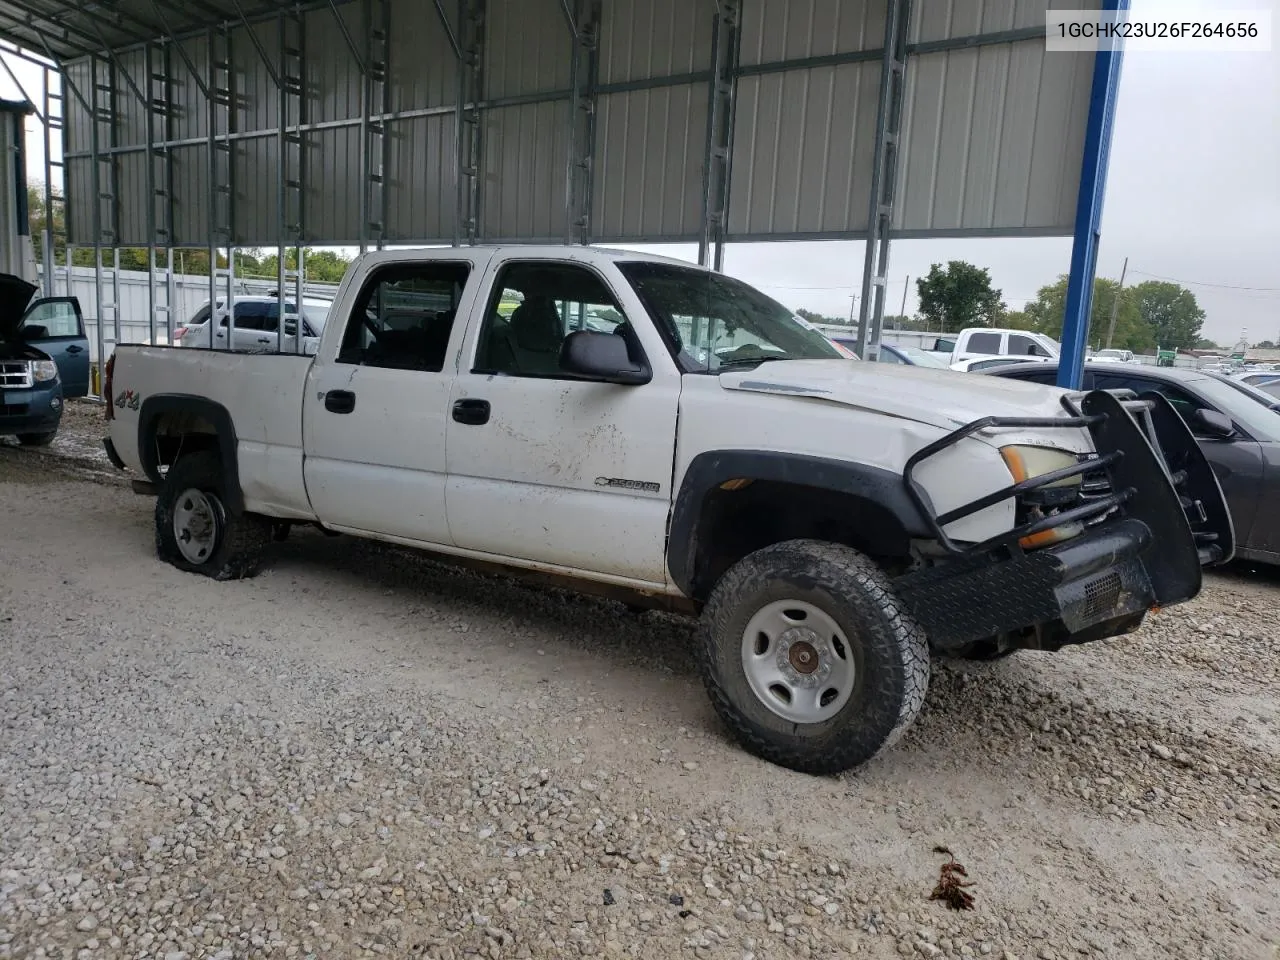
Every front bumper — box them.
[893,389,1233,652]
[895,517,1156,651]
[0,383,63,436]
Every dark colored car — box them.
[0,274,89,446]
[830,338,950,367]
[987,361,1280,565]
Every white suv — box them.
[174,295,331,354]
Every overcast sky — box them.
[3,0,1276,345]
[654,0,1280,347]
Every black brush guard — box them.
[892,389,1234,653]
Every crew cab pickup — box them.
[945,327,1060,366]
[102,247,1232,774]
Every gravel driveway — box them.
[1,412,1277,960]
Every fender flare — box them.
[666,450,933,596]
[137,394,244,514]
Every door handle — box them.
[257,337,271,344]
[324,389,356,414]
[452,398,491,425]
[65,345,84,354]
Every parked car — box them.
[174,295,332,354]
[950,356,1037,373]
[1239,378,1280,401]
[828,338,949,368]
[1,273,89,446]
[1235,371,1280,389]
[103,246,1230,774]
[1091,348,1135,363]
[988,360,1280,565]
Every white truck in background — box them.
[939,328,1061,369]
[101,246,1231,775]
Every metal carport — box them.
[0,0,1124,389]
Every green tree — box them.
[916,261,1005,333]
[1128,281,1204,351]
[1023,274,1155,353]
[1253,340,1277,349]
[1194,338,1220,350]
[29,184,267,278]
[257,248,352,284]
[1001,309,1034,331]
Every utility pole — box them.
[899,275,909,326]
[1104,256,1128,350]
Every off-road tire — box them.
[17,430,57,447]
[699,539,930,775]
[155,450,271,580]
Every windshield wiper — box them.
[715,355,788,370]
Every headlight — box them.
[999,445,1086,550]
[32,360,59,383]
[999,445,1081,487]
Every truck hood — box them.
[720,360,1078,434]
[0,273,37,342]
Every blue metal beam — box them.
[1058,0,1129,390]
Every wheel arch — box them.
[667,450,933,602]
[137,394,243,514]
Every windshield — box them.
[305,304,331,331]
[616,262,844,373]
[1095,350,1123,359]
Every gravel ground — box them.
[1,411,1278,960]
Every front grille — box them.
[1077,453,1116,525]
[1082,570,1123,620]
[0,404,30,416]
[0,361,33,388]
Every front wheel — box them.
[155,450,271,580]
[699,540,930,775]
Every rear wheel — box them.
[17,431,56,447]
[699,540,929,775]
[155,450,270,580]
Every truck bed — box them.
[107,345,317,520]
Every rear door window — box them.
[966,332,1002,354]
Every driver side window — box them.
[338,262,471,372]
[472,262,634,379]
[1009,334,1051,358]
[23,300,82,338]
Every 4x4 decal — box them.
[115,389,140,411]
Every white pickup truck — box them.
[102,246,1233,774]
[935,327,1061,370]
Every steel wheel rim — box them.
[172,487,222,564]
[740,600,856,724]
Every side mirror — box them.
[1193,408,1235,439]
[560,330,651,385]
[21,324,49,341]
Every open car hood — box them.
[0,273,38,341]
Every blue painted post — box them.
[1057,0,1129,390]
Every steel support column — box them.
[456,0,485,245]
[41,65,58,296]
[698,0,740,270]
[365,0,391,250]
[1058,0,1129,390]
[855,0,910,362]
[563,0,599,245]
[277,6,307,353]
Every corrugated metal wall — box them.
[61,0,1098,248]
